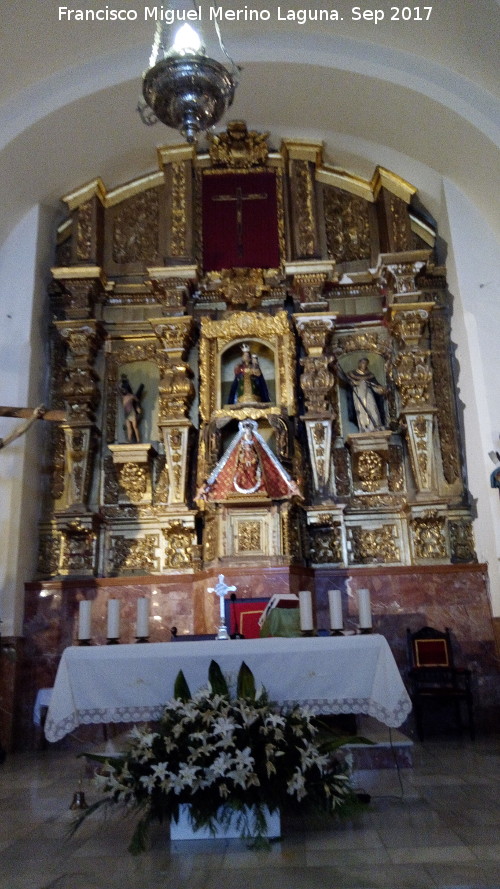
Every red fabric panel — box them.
[415,638,449,667]
[228,600,268,638]
[202,171,280,271]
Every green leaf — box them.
[208,660,229,696]
[174,669,191,701]
[237,661,256,700]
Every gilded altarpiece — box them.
[38,121,477,618]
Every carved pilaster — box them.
[161,424,191,507]
[379,250,431,304]
[286,261,335,310]
[147,266,198,314]
[305,420,332,492]
[51,267,106,320]
[294,313,337,496]
[393,349,433,409]
[60,425,96,509]
[388,304,434,347]
[404,412,436,494]
[150,315,195,420]
[53,319,103,511]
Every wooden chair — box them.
[406,626,475,741]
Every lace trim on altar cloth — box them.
[45,705,166,742]
[282,695,412,727]
[44,696,411,742]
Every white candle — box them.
[299,590,314,631]
[78,600,92,640]
[328,588,343,630]
[358,588,372,629]
[107,599,120,639]
[136,597,150,638]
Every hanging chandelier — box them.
[138,1,238,143]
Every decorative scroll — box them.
[449,520,477,563]
[112,189,160,264]
[170,162,188,257]
[163,522,195,570]
[109,534,159,575]
[388,194,413,252]
[309,526,343,564]
[324,188,371,263]
[348,524,400,565]
[208,121,269,168]
[411,512,448,561]
[76,200,93,262]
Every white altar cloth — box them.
[44,634,411,742]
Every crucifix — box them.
[208,573,237,640]
[0,405,65,451]
[212,186,267,257]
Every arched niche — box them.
[221,340,276,407]
[337,350,388,437]
[115,360,160,444]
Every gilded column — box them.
[388,303,436,495]
[149,316,195,508]
[283,140,323,261]
[294,314,336,495]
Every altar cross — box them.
[212,186,267,257]
[208,573,237,640]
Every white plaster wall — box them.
[441,179,500,617]
[0,206,52,637]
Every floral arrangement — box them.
[75,660,361,853]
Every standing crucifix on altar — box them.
[202,171,281,271]
[208,574,237,640]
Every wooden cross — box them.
[212,186,267,256]
[0,405,65,451]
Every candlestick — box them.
[358,588,372,631]
[136,597,150,641]
[299,590,314,633]
[78,600,92,643]
[107,598,120,643]
[328,588,343,632]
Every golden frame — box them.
[199,311,296,421]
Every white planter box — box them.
[170,804,281,840]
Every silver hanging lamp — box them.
[138,1,238,142]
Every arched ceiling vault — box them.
[1,2,499,247]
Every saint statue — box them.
[338,357,387,432]
[118,374,144,442]
[227,344,270,404]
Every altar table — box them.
[44,634,411,742]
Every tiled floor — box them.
[1,734,499,889]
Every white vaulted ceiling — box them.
[0,0,499,246]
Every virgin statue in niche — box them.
[227,343,270,405]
